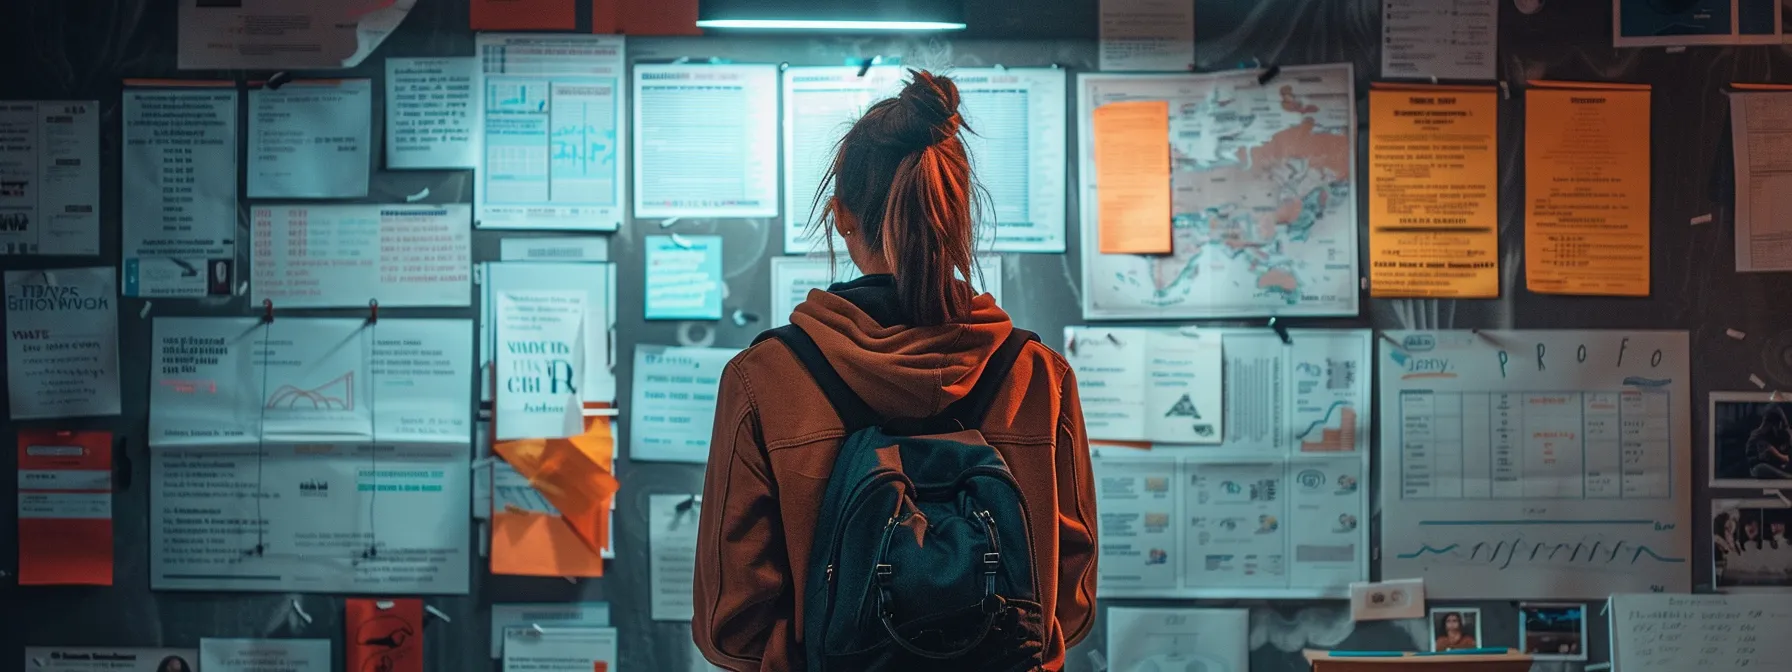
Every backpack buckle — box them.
[982,552,1000,575]
[875,563,894,584]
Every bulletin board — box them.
[1,0,1784,670]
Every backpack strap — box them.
[939,328,1039,430]
[757,325,881,433]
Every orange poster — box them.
[346,598,424,672]
[1093,100,1173,254]
[491,414,616,577]
[1524,81,1653,296]
[472,0,575,30]
[17,430,112,585]
[1368,84,1501,298]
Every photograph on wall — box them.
[1712,498,1792,593]
[1429,608,1482,652]
[1519,603,1588,661]
[1710,392,1792,487]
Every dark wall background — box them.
[0,0,1776,670]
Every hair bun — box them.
[892,70,963,151]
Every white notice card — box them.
[633,64,780,219]
[248,80,372,199]
[0,101,100,256]
[956,69,1070,252]
[476,34,627,231]
[495,290,586,441]
[24,648,199,672]
[489,603,611,659]
[630,345,738,463]
[481,262,617,405]
[1381,0,1498,81]
[782,66,907,253]
[122,87,237,298]
[650,493,702,621]
[386,57,478,169]
[1107,607,1249,672]
[251,203,472,308]
[5,267,120,419]
[1066,328,1222,443]
[1098,0,1196,71]
[199,639,329,672]
[502,627,617,672]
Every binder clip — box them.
[1257,64,1281,86]
[1268,317,1292,344]
[262,299,275,323]
[676,494,703,514]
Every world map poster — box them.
[1078,64,1359,319]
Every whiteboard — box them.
[1610,593,1792,671]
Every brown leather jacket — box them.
[692,276,1098,671]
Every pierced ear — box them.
[831,199,857,236]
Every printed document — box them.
[387,58,478,169]
[152,443,471,593]
[781,66,906,253]
[645,235,723,321]
[1381,0,1498,81]
[633,64,779,219]
[199,639,329,672]
[0,101,99,256]
[1525,82,1653,296]
[1064,328,1222,443]
[495,290,586,441]
[1097,0,1196,72]
[149,318,473,446]
[1379,330,1692,598]
[252,204,472,308]
[499,236,608,262]
[502,627,617,672]
[1368,85,1500,297]
[23,648,198,672]
[476,34,627,231]
[248,79,372,199]
[630,345,738,463]
[1610,593,1792,671]
[956,68,1069,252]
[1730,89,1792,271]
[481,262,616,404]
[1092,101,1172,254]
[490,603,611,658]
[5,267,120,419]
[122,87,238,298]
[17,430,113,585]
[650,493,702,621]
[1106,608,1248,672]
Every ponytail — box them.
[813,70,978,326]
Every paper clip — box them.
[375,600,396,610]
[140,302,153,319]
[290,599,313,624]
[266,71,292,91]
[857,56,879,77]
[262,299,275,323]
[1268,317,1292,344]
[367,298,379,324]
[1377,332,1404,352]
[1257,64,1282,86]
[731,309,758,327]
[405,187,429,203]
[1499,81,1511,100]
[424,605,452,623]
[677,494,703,513]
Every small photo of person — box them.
[1709,394,1792,487]
[1712,499,1792,592]
[1430,608,1481,652]
[1336,513,1358,532]
[1519,603,1587,661]
[156,655,193,672]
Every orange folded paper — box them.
[1093,100,1173,255]
[492,412,618,577]
[17,430,113,586]
[346,598,424,672]
[472,0,575,30]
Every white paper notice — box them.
[152,443,470,593]
[650,493,702,621]
[0,101,99,256]
[1610,593,1792,672]
[645,235,723,321]
[122,87,238,298]
[782,66,906,253]
[1106,607,1249,672]
[178,0,363,69]
[633,64,780,219]
[251,203,472,308]
[476,34,627,231]
[1098,0,1196,72]
[768,255,1004,328]
[481,262,616,404]
[5,267,120,419]
[489,603,611,659]
[149,318,473,446]
[500,236,609,262]
[495,290,585,441]
[1731,90,1792,272]
[199,639,329,672]
[1091,446,1367,598]
[23,647,199,672]
[630,345,739,463]
[248,80,372,198]
[386,57,478,169]
[1381,0,1498,81]
[956,68,1070,252]
[1064,328,1223,444]
[1379,330,1693,598]
[502,627,617,672]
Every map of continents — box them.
[1085,64,1358,319]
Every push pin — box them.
[367,298,379,324]
[1257,64,1282,86]
[266,71,293,91]
[1269,317,1292,344]
[262,299,275,323]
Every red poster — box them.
[17,430,112,585]
[346,598,425,672]
[472,0,576,30]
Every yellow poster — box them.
[1368,84,1501,298]
[1524,81,1653,296]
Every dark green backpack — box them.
[758,325,1048,672]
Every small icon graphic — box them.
[1165,394,1202,418]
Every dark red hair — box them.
[812,69,978,327]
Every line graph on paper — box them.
[1388,519,1690,597]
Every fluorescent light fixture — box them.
[695,19,965,31]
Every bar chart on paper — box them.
[1378,330,1692,598]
